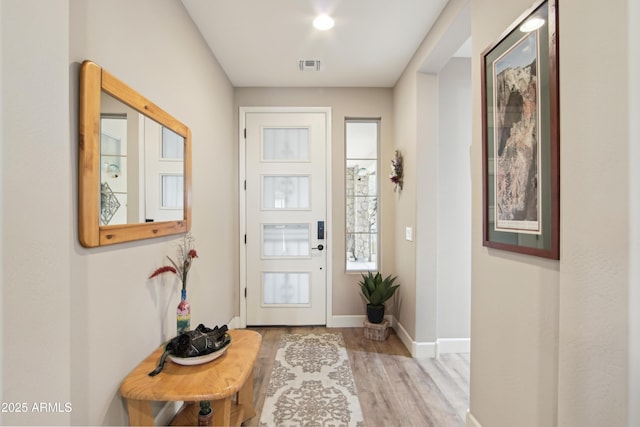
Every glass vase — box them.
[177,289,191,335]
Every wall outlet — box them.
[405,227,413,241]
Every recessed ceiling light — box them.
[520,17,545,32]
[313,15,335,31]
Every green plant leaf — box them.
[357,272,400,306]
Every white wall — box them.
[414,72,438,345]
[437,57,471,341]
[2,0,235,425]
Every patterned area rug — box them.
[259,333,365,427]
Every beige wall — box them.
[555,0,629,425]
[234,88,395,318]
[469,0,630,426]
[1,1,71,425]
[393,0,471,349]
[630,1,640,425]
[392,0,632,424]
[2,0,636,426]
[2,0,235,425]
[392,73,420,339]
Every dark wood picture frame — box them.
[481,0,559,259]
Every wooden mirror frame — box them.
[79,60,191,247]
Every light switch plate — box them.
[405,227,413,241]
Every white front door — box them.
[242,108,330,326]
[144,119,184,223]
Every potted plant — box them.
[357,272,400,324]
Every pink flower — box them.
[149,266,177,279]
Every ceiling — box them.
[181,0,453,88]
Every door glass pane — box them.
[263,128,309,161]
[101,117,128,224]
[162,127,184,159]
[161,175,183,208]
[263,272,310,304]
[263,176,310,209]
[263,224,310,257]
[100,118,127,155]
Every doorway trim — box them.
[238,106,332,328]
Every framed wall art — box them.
[481,0,559,259]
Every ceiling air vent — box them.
[299,60,321,71]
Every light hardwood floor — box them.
[244,326,469,427]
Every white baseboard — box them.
[391,318,415,354]
[437,338,470,355]
[392,319,469,358]
[249,315,465,359]
[414,341,438,358]
[389,317,437,358]
[466,411,482,427]
[155,402,182,426]
[227,316,242,329]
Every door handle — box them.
[312,244,324,251]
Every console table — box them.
[119,329,262,426]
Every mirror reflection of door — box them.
[144,120,184,222]
[100,115,128,225]
[99,91,185,226]
[100,92,144,225]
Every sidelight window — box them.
[345,119,379,271]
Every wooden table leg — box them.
[125,399,155,426]
[237,369,256,420]
[212,397,231,426]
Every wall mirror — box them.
[79,60,191,247]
